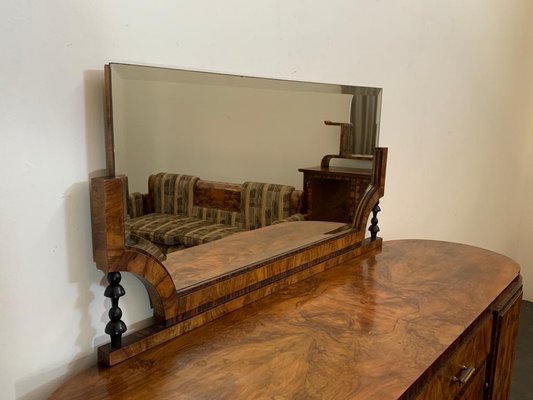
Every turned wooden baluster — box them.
[369,202,381,240]
[104,272,127,348]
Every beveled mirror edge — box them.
[92,62,388,366]
[104,64,115,177]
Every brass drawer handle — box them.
[452,365,476,386]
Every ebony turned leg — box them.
[369,202,381,241]
[104,272,127,349]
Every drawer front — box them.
[414,315,493,400]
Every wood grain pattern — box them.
[456,363,486,400]
[193,180,242,211]
[413,316,492,400]
[98,226,381,365]
[486,287,522,400]
[113,249,178,323]
[98,237,382,366]
[166,221,345,291]
[90,177,125,272]
[52,240,521,399]
[92,173,376,363]
[168,223,364,319]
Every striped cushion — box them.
[128,192,145,218]
[191,206,241,227]
[180,224,244,247]
[152,173,199,216]
[241,182,295,230]
[126,213,208,246]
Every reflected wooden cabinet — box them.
[299,166,372,223]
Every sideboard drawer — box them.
[414,315,492,400]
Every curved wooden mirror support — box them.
[90,63,388,365]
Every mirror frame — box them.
[90,63,387,366]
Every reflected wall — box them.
[110,64,381,192]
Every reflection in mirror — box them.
[109,63,381,192]
[107,62,383,288]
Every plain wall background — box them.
[1,1,532,399]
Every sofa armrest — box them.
[129,192,147,218]
[271,213,307,225]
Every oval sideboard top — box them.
[50,240,520,400]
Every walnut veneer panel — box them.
[51,240,520,400]
[90,177,125,271]
[414,316,492,400]
[165,221,345,291]
[489,289,522,399]
[457,364,486,400]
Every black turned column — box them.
[369,202,381,241]
[104,272,127,349]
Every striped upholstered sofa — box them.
[125,173,305,260]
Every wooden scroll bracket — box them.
[321,120,373,168]
[352,147,387,241]
[90,176,179,349]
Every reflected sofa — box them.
[124,173,305,260]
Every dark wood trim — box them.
[352,147,387,237]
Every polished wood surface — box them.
[193,179,242,211]
[414,316,492,399]
[487,287,522,399]
[166,221,345,291]
[52,240,520,399]
[90,177,125,272]
[99,226,381,366]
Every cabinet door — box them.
[485,285,522,400]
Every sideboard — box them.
[51,239,521,399]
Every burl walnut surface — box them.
[166,221,346,291]
[51,240,520,400]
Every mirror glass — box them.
[110,63,381,192]
[108,63,382,291]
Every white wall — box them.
[1,1,532,399]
